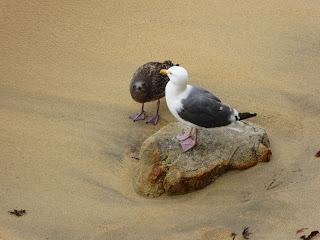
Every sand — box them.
[1,0,320,239]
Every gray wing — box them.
[178,87,234,128]
[192,86,222,103]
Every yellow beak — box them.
[160,69,168,75]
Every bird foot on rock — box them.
[180,137,197,152]
[176,130,192,141]
[129,111,145,121]
[146,115,159,125]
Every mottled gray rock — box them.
[133,121,272,197]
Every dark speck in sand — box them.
[300,230,319,240]
[242,226,252,239]
[315,150,320,158]
[8,209,26,217]
[231,232,237,240]
[265,178,282,190]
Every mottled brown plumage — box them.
[130,60,175,103]
[129,60,177,125]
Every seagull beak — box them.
[160,69,168,75]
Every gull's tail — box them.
[238,112,257,120]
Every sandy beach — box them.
[1,0,320,239]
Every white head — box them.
[160,66,188,87]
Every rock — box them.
[133,121,272,197]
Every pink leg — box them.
[177,127,193,141]
[180,128,199,152]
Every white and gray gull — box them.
[160,66,257,152]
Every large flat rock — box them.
[134,121,272,197]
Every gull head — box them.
[160,66,188,87]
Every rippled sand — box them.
[1,1,320,239]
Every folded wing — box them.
[178,87,234,128]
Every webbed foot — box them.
[176,128,192,141]
[129,111,145,121]
[146,114,159,125]
[180,137,197,152]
